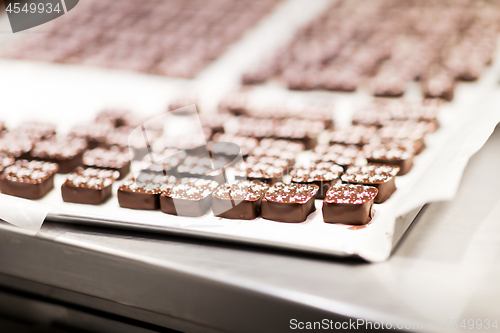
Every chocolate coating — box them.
[30,137,87,173]
[160,178,218,217]
[0,160,58,199]
[290,162,343,199]
[118,173,176,210]
[83,147,131,180]
[261,182,319,223]
[363,143,414,175]
[341,164,399,203]
[62,167,119,205]
[234,160,286,184]
[322,184,378,225]
[213,180,269,219]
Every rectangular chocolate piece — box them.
[30,137,88,173]
[118,173,176,210]
[341,164,399,203]
[160,178,218,217]
[0,134,33,159]
[322,184,378,225]
[234,159,286,185]
[83,147,131,180]
[311,144,366,170]
[176,155,229,184]
[329,126,377,146]
[363,143,414,175]
[0,160,58,199]
[261,182,318,223]
[291,162,344,199]
[212,180,269,220]
[62,167,119,205]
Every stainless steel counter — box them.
[0,124,499,332]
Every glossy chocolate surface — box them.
[160,178,218,217]
[31,137,87,173]
[291,163,343,199]
[0,160,58,199]
[118,173,176,210]
[322,184,378,225]
[62,167,119,205]
[261,182,318,223]
[83,147,131,179]
[342,164,399,203]
[213,180,269,219]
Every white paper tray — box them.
[0,0,499,262]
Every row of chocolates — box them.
[242,0,500,100]
[2,0,281,78]
[0,158,394,225]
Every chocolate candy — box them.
[30,137,88,173]
[291,162,344,199]
[212,180,269,219]
[234,159,286,184]
[261,182,319,223]
[248,146,296,167]
[0,153,15,173]
[329,126,377,146]
[83,147,131,180]
[177,155,229,183]
[68,122,115,149]
[160,178,219,217]
[322,184,378,225]
[62,167,119,205]
[373,121,430,154]
[274,119,324,150]
[13,121,56,142]
[0,160,59,199]
[136,149,185,175]
[341,164,399,203]
[363,143,414,176]
[311,144,366,169]
[211,134,259,157]
[118,173,176,210]
[0,134,33,159]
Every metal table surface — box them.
[0,124,499,332]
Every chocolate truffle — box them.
[118,173,176,210]
[83,147,132,180]
[291,162,344,199]
[363,143,414,175]
[176,155,229,183]
[311,144,366,169]
[30,137,88,173]
[160,178,219,217]
[261,182,319,223]
[13,121,56,142]
[322,184,378,225]
[212,180,269,219]
[341,164,399,203]
[68,123,115,149]
[62,167,119,205]
[0,160,59,199]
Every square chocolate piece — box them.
[0,160,59,199]
[261,182,319,223]
[160,178,219,217]
[212,180,269,220]
[83,147,131,180]
[0,134,33,159]
[62,167,119,205]
[30,137,88,173]
[118,173,176,210]
[176,155,229,183]
[291,162,344,199]
[341,164,399,203]
[311,144,366,170]
[322,184,378,225]
[363,143,414,175]
[329,126,377,146]
[234,159,286,185]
